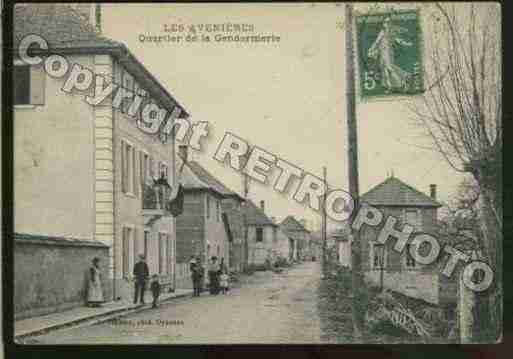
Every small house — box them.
[359,176,451,305]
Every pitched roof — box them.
[14,4,188,117]
[360,177,442,208]
[14,4,120,49]
[279,216,309,233]
[179,159,242,200]
[244,200,276,227]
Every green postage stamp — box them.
[356,10,424,99]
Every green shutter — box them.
[30,65,45,105]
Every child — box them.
[219,269,229,294]
[150,274,161,308]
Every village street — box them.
[26,262,324,344]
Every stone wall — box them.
[14,234,110,320]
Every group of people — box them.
[190,255,229,296]
[87,255,161,309]
[86,254,231,308]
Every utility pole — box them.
[322,166,327,277]
[345,3,365,340]
[242,150,250,272]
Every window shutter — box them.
[139,151,145,187]
[149,156,154,179]
[133,149,139,197]
[133,228,137,264]
[30,65,45,105]
[121,140,127,193]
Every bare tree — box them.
[410,3,502,340]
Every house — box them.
[221,193,246,272]
[174,146,241,287]
[13,4,189,317]
[244,200,279,267]
[279,216,311,261]
[359,176,453,305]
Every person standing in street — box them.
[133,254,149,304]
[208,256,220,295]
[189,255,197,291]
[192,258,204,297]
[87,257,104,307]
[219,268,229,295]
[150,274,161,308]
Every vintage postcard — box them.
[7,2,502,346]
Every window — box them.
[206,195,210,219]
[256,227,264,242]
[140,152,149,186]
[121,70,134,114]
[121,140,136,195]
[133,228,139,262]
[167,236,173,275]
[14,65,30,105]
[160,162,168,179]
[122,227,133,278]
[149,156,155,179]
[144,231,150,259]
[370,243,386,269]
[405,209,421,231]
[404,243,416,268]
[216,200,220,222]
[158,233,166,275]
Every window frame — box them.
[158,232,169,275]
[143,230,150,260]
[404,208,422,232]
[370,242,387,270]
[121,69,134,115]
[404,243,417,269]
[256,227,264,242]
[206,195,210,219]
[14,64,31,106]
[121,139,136,196]
[122,225,135,279]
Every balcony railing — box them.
[142,178,172,214]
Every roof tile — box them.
[360,177,442,207]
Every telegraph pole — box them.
[345,3,364,340]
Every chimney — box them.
[260,200,265,212]
[178,145,188,162]
[70,4,102,33]
[430,184,437,199]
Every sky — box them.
[101,2,469,231]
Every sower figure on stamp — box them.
[133,254,149,304]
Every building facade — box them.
[175,150,237,288]
[279,216,311,261]
[359,176,452,305]
[13,4,189,313]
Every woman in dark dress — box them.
[87,257,104,307]
[208,256,220,295]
